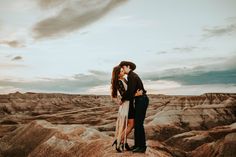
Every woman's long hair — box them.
[111,65,121,98]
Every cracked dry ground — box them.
[0,92,236,157]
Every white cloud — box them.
[86,85,111,95]
[0,63,27,69]
[11,56,23,61]
[0,86,21,94]
[155,84,236,95]
[0,40,25,48]
[144,80,181,90]
[0,70,110,94]
[33,0,128,39]
[76,80,236,95]
[203,23,236,38]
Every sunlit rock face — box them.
[0,92,235,157]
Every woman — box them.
[111,65,142,152]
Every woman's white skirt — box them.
[114,101,129,146]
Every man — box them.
[119,61,149,153]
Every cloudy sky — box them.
[0,0,236,95]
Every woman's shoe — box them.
[112,140,117,147]
[112,140,122,153]
[116,146,122,153]
[120,143,125,151]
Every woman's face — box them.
[119,68,125,78]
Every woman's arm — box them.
[112,97,120,105]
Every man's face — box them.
[119,68,125,77]
[122,65,130,74]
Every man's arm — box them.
[121,73,137,102]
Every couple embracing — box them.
[111,61,149,153]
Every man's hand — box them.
[135,89,143,97]
[118,100,124,106]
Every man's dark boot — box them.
[130,145,137,151]
[132,146,147,153]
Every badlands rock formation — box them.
[0,92,236,157]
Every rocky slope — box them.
[0,92,236,157]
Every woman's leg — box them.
[120,119,134,143]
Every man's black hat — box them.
[119,61,136,70]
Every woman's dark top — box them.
[117,79,135,119]
[117,80,126,98]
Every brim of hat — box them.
[119,61,136,70]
